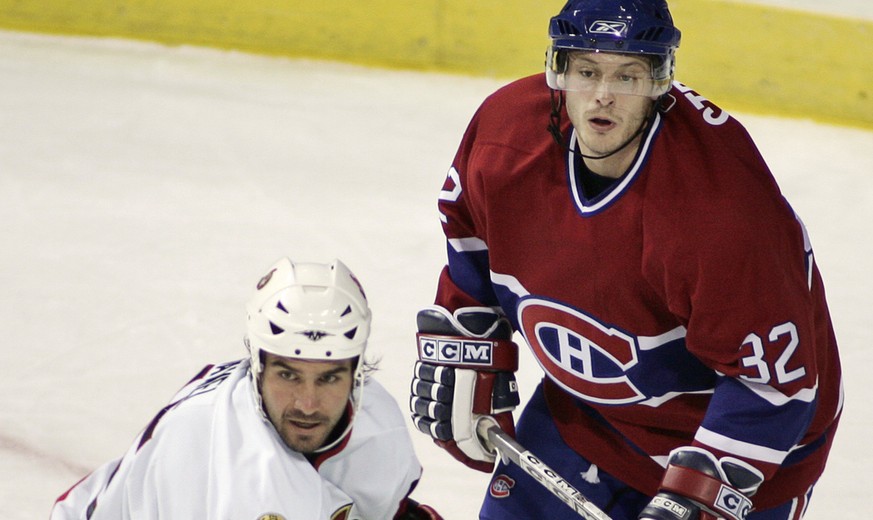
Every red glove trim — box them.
[660,465,753,520]
[435,439,494,473]
[660,465,723,504]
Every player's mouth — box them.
[288,419,321,430]
[285,413,328,431]
[588,116,617,132]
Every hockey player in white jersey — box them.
[51,257,441,520]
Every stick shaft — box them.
[478,421,613,520]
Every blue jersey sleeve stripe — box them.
[446,243,499,306]
[695,427,788,465]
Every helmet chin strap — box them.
[548,89,655,161]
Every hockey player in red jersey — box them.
[52,257,441,520]
[409,1,843,519]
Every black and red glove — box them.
[394,498,444,520]
[639,447,764,520]
[410,306,519,473]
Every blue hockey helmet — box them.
[547,0,681,96]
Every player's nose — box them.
[293,384,320,413]
[594,82,616,105]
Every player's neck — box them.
[581,142,638,179]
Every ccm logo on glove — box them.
[716,486,752,518]
[418,335,494,365]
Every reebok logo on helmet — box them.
[589,20,628,37]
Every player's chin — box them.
[580,134,620,155]
[283,435,325,453]
[281,425,328,453]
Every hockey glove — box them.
[394,498,444,520]
[639,447,764,520]
[410,306,520,473]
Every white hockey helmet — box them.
[245,257,372,445]
[246,257,370,365]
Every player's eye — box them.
[320,374,340,384]
[278,370,299,381]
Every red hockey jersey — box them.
[434,73,842,509]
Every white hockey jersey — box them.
[51,359,422,520]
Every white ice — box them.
[1,30,871,519]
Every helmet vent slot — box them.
[344,327,357,340]
[556,20,579,36]
[276,300,289,313]
[341,305,352,317]
[636,27,665,42]
[269,321,284,335]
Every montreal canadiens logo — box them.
[490,475,515,498]
[517,298,645,404]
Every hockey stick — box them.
[476,416,613,520]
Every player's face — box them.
[563,51,656,173]
[260,353,355,454]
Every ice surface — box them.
[1,30,871,519]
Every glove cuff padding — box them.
[647,447,763,520]
[416,332,518,371]
[638,494,718,520]
[417,306,513,339]
[416,306,518,371]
